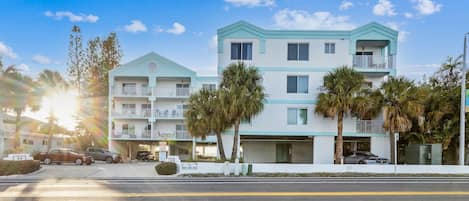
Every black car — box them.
[344,151,389,164]
[136,151,154,161]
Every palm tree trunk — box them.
[216,131,226,161]
[389,124,396,164]
[335,111,344,164]
[231,119,240,161]
[14,109,22,151]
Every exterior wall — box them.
[242,141,313,163]
[371,135,391,159]
[313,136,335,164]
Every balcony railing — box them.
[111,129,192,140]
[154,109,186,119]
[112,86,152,97]
[155,87,191,97]
[353,55,395,69]
[112,130,150,139]
[176,130,191,139]
[112,109,151,118]
[356,120,385,134]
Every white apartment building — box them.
[108,52,218,160]
[216,21,397,164]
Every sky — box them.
[0,0,468,128]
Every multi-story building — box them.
[108,52,218,160]
[217,21,397,164]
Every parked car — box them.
[85,147,121,163]
[33,148,93,165]
[344,151,389,164]
[136,151,154,161]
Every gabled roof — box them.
[110,52,196,77]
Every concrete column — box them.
[192,137,196,160]
[313,136,335,164]
[221,134,234,160]
[371,135,391,159]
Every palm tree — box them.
[315,66,365,164]
[37,70,69,151]
[220,62,265,161]
[379,76,424,163]
[1,67,41,151]
[185,89,230,160]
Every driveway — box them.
[4,162,161,179]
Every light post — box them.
[460,33,468,166]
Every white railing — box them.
[155,87,191,97]
[112,130,151,139]
[112,86,152,96]
[112,109,151,118]
[176,130,191,139]
[353,55,395,69]
[154,109,186,119]
[153,130,191,140]
[356,120,385,134]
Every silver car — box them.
[344,151,389,164]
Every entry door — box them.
[276,143,292,163]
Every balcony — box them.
[352,55,395,69]
[154,109,186,119]
[111,129,192,140]
[356,120,385,134]
[155,87,191,98]
[111,129,151,139]
[112,109,151,119]
[154,130,192,140]
[112,86,152,97]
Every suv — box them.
[85,147,121,163]
[136,151,154,161]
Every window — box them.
[122,124,135,135]
[122,104,136,114]
[288,43,309,61]
[231,42,252,60]
[325,43,335,54]
[287,108,308,125]
[287,75,309,93]
[141,84,150,95]
[42,139,48,145]
[362,81,373,89]
[122,83,136,95]
[202,84,216,91]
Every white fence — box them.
[178,162,469,175]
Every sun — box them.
[41,90,79,130]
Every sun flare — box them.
[41,90,78,129]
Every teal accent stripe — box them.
[257,67,335,72]
[224,130,385,137]
[265,99,317,104]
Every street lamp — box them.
[460,32,469,166]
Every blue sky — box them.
[0,0,467,81]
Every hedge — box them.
[0,160,41,176]
[155,162,177,175]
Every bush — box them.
[0,160,40,176]
[155,162,177,175]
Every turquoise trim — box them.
[223,130,385,137]
[257,66,335,72]
[265,99,317,104]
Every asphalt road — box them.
[2,177,469,201]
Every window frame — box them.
[230,42,253,60]
[287,43,309,61]
[286,75,309,94]
[287,108,308,125]
[324,42,336,54]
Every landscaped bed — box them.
[0,160,41,176]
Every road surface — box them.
[1,177,469,200]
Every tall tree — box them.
[315,66,365,164]
[185,89,230,160]
[67,25,85,95]
[379,76,424,163]
[37,70,69,151]
[220,62,264,161]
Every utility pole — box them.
[460,33,468,166]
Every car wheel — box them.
[358,160,366,164]
[75,158,83,165]
[86,160,92,165]
[105,157,113,163]
[44,158,52,165]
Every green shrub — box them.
[155,162,177,175]
[0,160,41,176]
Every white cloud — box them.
[412,0,442,15]
[339,1,354,10]
[44,11,99,23]
[398,63,440,81]
[273,9,355,30]
[166,22,186,35]
[32,54,52,64]
[404,12,414,18]
[224,0,275,7]
[373,0,397,16]
[17,63,29,72]
[209,35,218,49]
[0,41,17,59]
[385,22,409,42]
[124,20,147,33]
